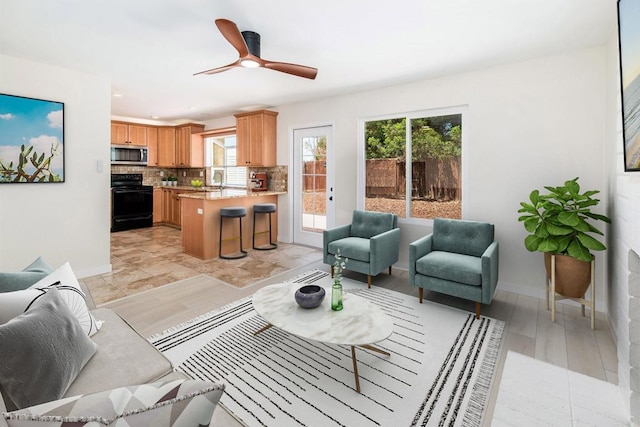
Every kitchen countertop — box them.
[177,189,286,200]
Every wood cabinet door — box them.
[176,127,190,167]
[236,115,250,165]
[153,188,162,223]
[158,127,176,167]
[147,127,158,166]
[248,114,264,166]
[111,122,128,144]
[261,112,277,167]
[162,189,172,223]
[172,192,182,227]
[128,125,148,146]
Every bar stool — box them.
[219,207,247,259]
[253,203,277,250]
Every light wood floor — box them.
[97,226,618,427]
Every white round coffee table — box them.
[252,282,394,392]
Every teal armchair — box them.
[409,218,499,318]
[323,210,400,288]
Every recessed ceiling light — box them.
[112,92,123,98]
[189,107,198,111]
[150,115,160,119]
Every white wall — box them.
[606,23,640,421]
[263,47,609,306]
[0,55,111,277]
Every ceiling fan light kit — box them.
[195,19,318,80]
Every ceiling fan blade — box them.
[263,60,318,80]
[194,60,241,76]
[215,19,249,57]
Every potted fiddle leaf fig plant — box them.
[517,177,611,297]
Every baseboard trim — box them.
[76,263,111,279]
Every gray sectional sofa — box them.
[0,260,188,425]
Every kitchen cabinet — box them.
[176,124,206,167]
[157,127,176,167]
[147,127,159,166]
[152,188,162,223]
[234,110,278,166]
[162,188,181,227]
[111,122,148,146]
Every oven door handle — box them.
[112,188,152,195]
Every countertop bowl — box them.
[294,285,325,309]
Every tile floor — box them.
[84,225,322,306]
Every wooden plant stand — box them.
[545,254,596,330]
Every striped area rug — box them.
[150,270,504,427]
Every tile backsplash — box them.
[111,165,287,191]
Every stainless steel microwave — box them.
[110,145,148,165]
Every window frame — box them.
[357,105,468,225]
[203,127,247,189]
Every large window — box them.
[362,108,464,220]
[205,134,247,188]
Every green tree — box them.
[365,119,405,159]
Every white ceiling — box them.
[0,0,617,123]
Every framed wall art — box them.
[0,93,64,183]
[618,0,640,171]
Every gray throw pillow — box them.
[0,257,53,293]
[0,288,98,410]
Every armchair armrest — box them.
[370,228,401,275]
[323,224,351,264]
[409,234,433,284]
[481,241,499,304]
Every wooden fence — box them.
[366,158,461,201]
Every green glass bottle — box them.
[331,280,343,311]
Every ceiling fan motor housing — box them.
[241,31,261,57]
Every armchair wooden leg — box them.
[388,266,392,275]
[475,302,481,319]
[419,288,423,303]
[331,266,334,278]
[367,275,372,289]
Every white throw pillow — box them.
[0,262,102,336]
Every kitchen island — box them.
[179,189,285,260]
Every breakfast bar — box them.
[179,190,285,260]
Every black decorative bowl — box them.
[294,285,326,309]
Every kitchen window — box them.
[360,106,465,221]
[205,133,247,188]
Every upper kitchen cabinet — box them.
[176,124,206,167]
[234,110,278,166]
[111,121,148,146]
[147,127,159,166]
[157,127,176,167]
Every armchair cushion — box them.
[0,257,53,293]
[416,252,482,286]
[432,218,494,257]
[327,237,370,262]
[350,210,396,239]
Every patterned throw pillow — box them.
[0,262,102,336]
[3,379,225,427]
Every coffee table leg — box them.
[351,345,391,393]
[360,344,391,357]
[351,346,361,393]
[253,323,273,336]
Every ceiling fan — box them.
[195,19,318,80]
